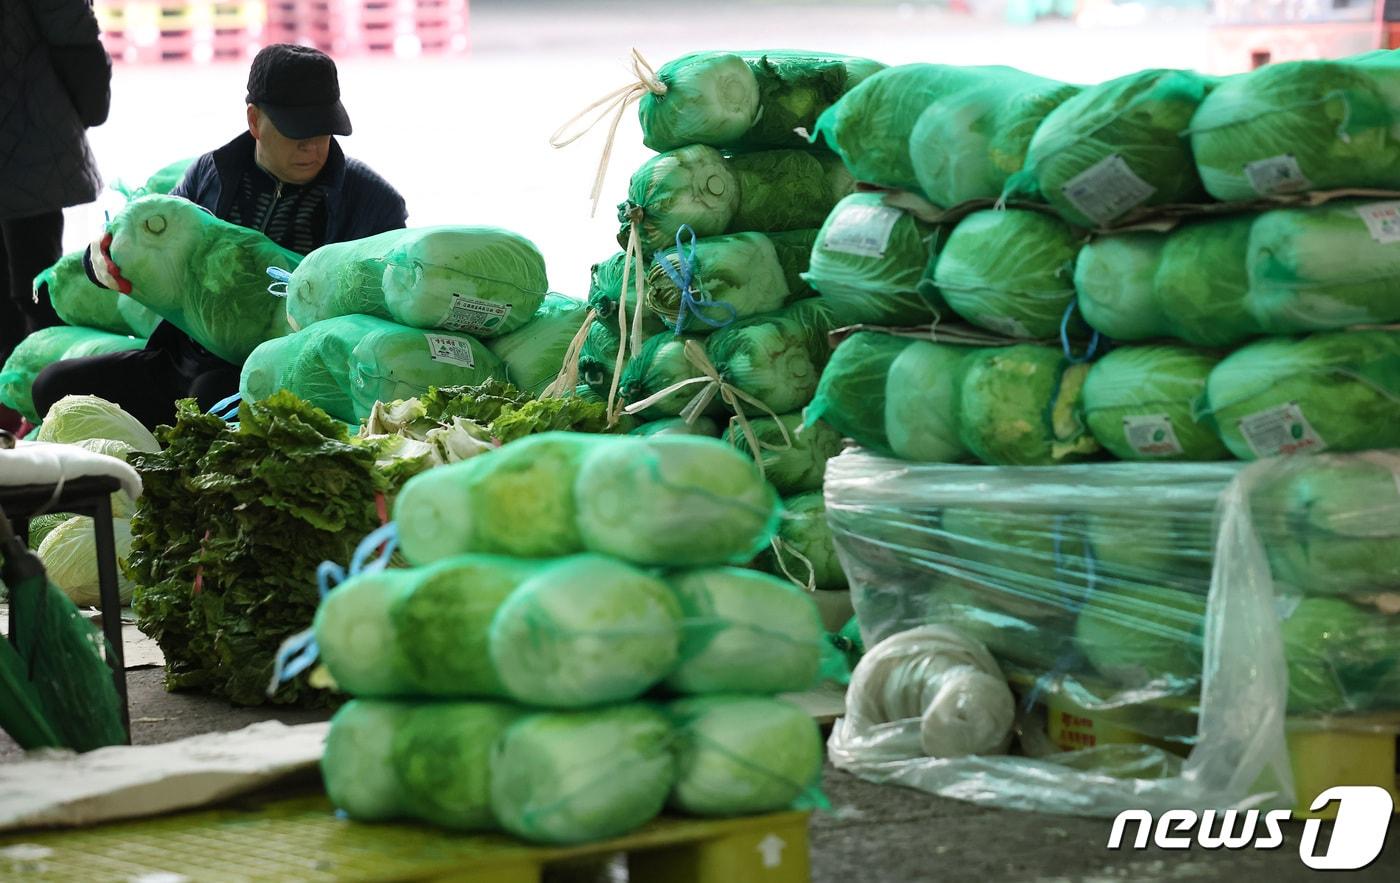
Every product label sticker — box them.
[1059,154,1156,226]
[1355,201,1400,244]
[441,294,512,334]
[425,333,476,369]
[1238,401,1327,458]
[1244,154,1312,196]
[1122,414,1185,457]
[822,202,903,258]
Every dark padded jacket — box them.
[0,0,109,220]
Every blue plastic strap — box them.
[209,393,242,421]
[316,559,347,601]
[1059,299,1101,365]
[653,224,736,336]
[268,628,319,692]
[266,266,292,298]
[349,522,399,577]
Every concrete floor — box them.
[3,669,1396,880]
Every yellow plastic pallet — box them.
[0,792,811,883]
[1040,688,1400,820]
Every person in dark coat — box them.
[31,44,408,430]
[0,0,111,431]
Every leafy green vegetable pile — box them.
[127,393,395,706]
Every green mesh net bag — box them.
[701,298,837,416]
[639,51,885,152]
[240,314,505,424]
[617,334,715,420]
[1073,231,1170,341]
[1205,329,1400,460]
[0,327,147,422]
[1082,345,1228,462]
[112,157,196,199]
[322,698,524,829]
[284,226,548,337]
[911,71,1080,207]
[758,491,849,591]
[484,294,588,397]
[644,231,801,335]
[394,432,780,568]
[1008,69,1215,227]
[36,251,160,337]
[805,332,968,462]
[958,344,1101,466]
[724,412,842,496]
[1189,52,1400,202]
[619,145,852,254]
[804,192,945,327]
[1245,200,1400,334]
[99,194,301,364]
[1155,215,1258,347]
[812,63,997,193]
[933,209,1083,340]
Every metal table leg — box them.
[90,494,131,743]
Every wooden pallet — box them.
[0,791,811,883]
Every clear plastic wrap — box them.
[826,450,1400,815]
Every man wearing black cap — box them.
[32,44,407,430]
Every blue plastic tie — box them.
[316,559,347,601]
[349,522,399,577]
[209,393,242,421]
[268,629,320,691]
[1059,299,1101,365]
[654,224,736,336]
[266,266,293,298]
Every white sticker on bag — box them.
[425,333,476,369]
[1059,154,1156,226]
[1237,401,1327,458]
[1244,154,1312,196]
[441,294,512,334]
[822,203,903,258]
[1122,414,1185,457]
[1355,201,1400,244]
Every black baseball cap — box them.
[246,44,352,139]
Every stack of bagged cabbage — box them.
[0,160,191,427]
[797,54,1400,760]
[558,50,894,602]
[313,431,825,843]
[804,52,1400,467]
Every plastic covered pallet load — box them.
[825,450,1400,815]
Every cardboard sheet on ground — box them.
[0,721,328,831]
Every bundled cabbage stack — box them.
[643,231,811,333]
[932,209,1082,340]
[639,50,884,152]
[807,332,1099,466]
[315,425,826,842]
[241,314,505,424]
[98,194,302,363]
[725,413,842,496]
[0,327,147,423]
[758,491,849,591]
[1009,69,1215,227]
[1081,346,1228,462]
[804,192,944,327]
[910,71,1080,206]
[1205,329,1400,460]
[35,251,160,338]
[620,146,852,253]
[1190,52,1400,201]
[285,226,548,337]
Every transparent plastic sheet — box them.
[284,226,548,337]
[819,450,1400,815]
[101,195,302,364]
